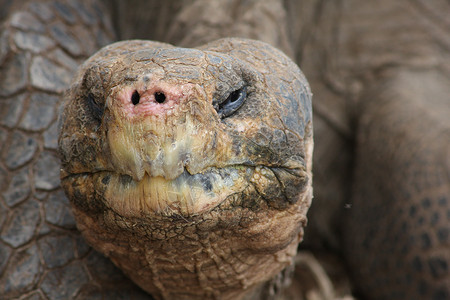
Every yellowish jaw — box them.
[93,166,248,217]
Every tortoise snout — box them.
[114,79,196,118]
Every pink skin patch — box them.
[115,80,193,119]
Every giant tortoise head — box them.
[58,38,312,299]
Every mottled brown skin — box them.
[58,39,313,299]
[1,0,449,300]
[298,2,450,299]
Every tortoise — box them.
[0,0,449,299]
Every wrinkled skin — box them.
[59,38,313,300]
[0,0,449,300]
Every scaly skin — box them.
[0,1,152,299]
[298,1,450,299]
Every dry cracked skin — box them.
[58,38,313,300]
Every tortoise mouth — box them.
[61,163,307,218]
[97,165,251,217]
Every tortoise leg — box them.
[0,0,150,298]
[344,68,450,299]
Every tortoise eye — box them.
[217,86,247,118]
[86,93,104,121]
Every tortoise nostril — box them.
[131,90,140,105]
[154,92,166,104]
